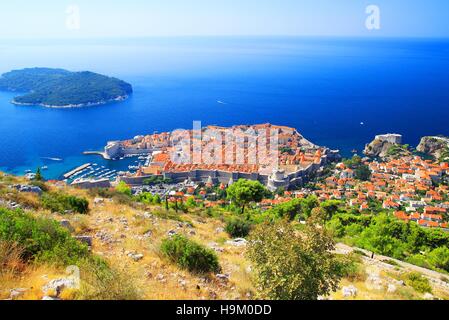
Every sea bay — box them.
[1,37,448,179]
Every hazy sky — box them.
[0,0,448,38]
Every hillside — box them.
[1,172,449,301]
[417,136,449,162]
[0,68,133,108]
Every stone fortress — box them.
[374,134,403,145]
[102,124,341,191]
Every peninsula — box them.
[0,68,133,108]
[95,124,341,191]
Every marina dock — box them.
[83,150,108,159]
[63,163,92,179]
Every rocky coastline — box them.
[11,94,129,109]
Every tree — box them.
[267,198,303,221]
[35,167,43,181]
[355,164,371,181]
[226,179,267,214]
[185,197,197,208]
[247,219,342,300]
[320,200,342,220]
[153,194,162,205]
[428,247,449,272]
[301,195,319,218]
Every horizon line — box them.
[1,34,449,42]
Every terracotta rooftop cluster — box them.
[312,155,449,229]
[126,124,324,175]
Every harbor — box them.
[60,153,153,185]
[63,163,92,179]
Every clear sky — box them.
[0,0,448,39]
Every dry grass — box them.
[0,263,66,300]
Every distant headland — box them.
[0,68,133,108]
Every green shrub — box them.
[427,247,449,272]
[225,218,252,238]
[406,254,432,270]
[335,254,366,282]
[41,192,89,214]
[136,192,161,205]
[0,207,89,265]
[116,181,132,196]
[405,272,432,294]
[160,235,220,274]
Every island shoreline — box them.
[11,94,130,109]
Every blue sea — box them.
[1,37,448,180]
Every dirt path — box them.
[335,243,449,291]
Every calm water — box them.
[0,37,448,179]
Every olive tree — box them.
[247,218,342,300]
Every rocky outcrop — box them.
[364,134,407,159]
[417,136,449,161]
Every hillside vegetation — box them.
[0,68,133,107]
[1,172,449,300]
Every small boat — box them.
[41,166,48,170]
[25,169,32,173]
[41,157,63,161]
[351,149,358,153]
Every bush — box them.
[427,247,449,272]
[160,235,220,274]
[334,254,366,282]
[405,272,432,294]
[116,181,132,196]
[0,207,89,265]
[406,254,432,270]
[136,192,161,205]
[41,192,89,214]
[225,218,252,238]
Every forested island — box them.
[0,68,133,108]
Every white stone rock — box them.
[42,296,61,300]
[226,238,248,247]
[387,284,397,293]
[9,288,27,300]
[42,278,77,297]
[216,274,230,282]
[168,230,177,237]
[94,197,104,205]
[423,293,435,300]
[342,285,358,298]
[128,252,144,261]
